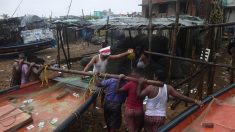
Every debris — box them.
[56,91,69,100]
[26,124,34,130]
[23,99,33,104]
[38,121,45,128]
[50,118,58,125]
[202,122,214,128]
[19,104,26,108]
[0,70,4,72]
[47,56,51,59]
[73,93,80,98]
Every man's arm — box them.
[168,85,201,105]
[83,55,97,72]
[25,63,35,79]
[136,78,149,99]
[108,49,133,60]
[32,66,44,75]
[116,77,130,93]
[95,74,102,87]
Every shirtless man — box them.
[137,70,202,132]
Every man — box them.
[116,68,162,132]
[83,46,133,73]
[228,38,235,68]
[95,69,127,132]
[29,57,45,82]
[137,70,202,132]
[21,61,34,85]
[10,53,25,86]
[84,46,133,108]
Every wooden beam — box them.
[145,51,235,69]
[19,61,164,86]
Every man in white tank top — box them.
[83,46,133,73]
[137,70,202,132]
[83,46,133,112]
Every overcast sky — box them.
[1,0,142,17]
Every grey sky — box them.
[1,0,142,17]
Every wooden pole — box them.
[148,0,153,58]
[104,16,109,48]
[168,0,180,82]
[65,27,71,69]
[20,61,163,86]
[145,51,235,69]
[82,9,85,19]
[56,26,61,68]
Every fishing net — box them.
[183,96,235,132]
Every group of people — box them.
[10,53,45,87]
[83,46,202,132]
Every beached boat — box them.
[0,39,53,55]
[159,83,235,132]
[0,77,97,132]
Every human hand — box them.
[30,62,35,67]
[138,77,145,84]
[18,59,24,65]
[127,49,134,54]
[119,74,125,79]
[194,99,203,106]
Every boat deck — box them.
[183,95,235,132]
[0,80,89,131]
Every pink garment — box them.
[21,64,29,84]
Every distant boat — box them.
[159,83,235,132]
[0,39,53,55]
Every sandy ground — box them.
[0,41,234,132]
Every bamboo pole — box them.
[168,0,180,82]
[20,61,163,86]
[148,0,153,60]
[145,51,235,69]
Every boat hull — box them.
[159,83,235,132]
[0,39,52,55]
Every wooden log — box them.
[19,61,163,86]
[145,51,235,69]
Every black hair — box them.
[117,67,129,75]
[132,68,145,76]
[154,70,167,82]
[35,58,45,65]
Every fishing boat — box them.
[159,83,235,132]
[0,39,53,55]
[0,77,97,132]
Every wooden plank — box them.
[0,103,33,132]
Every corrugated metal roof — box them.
[89,15,205,30]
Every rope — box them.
[41,65,49,86]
